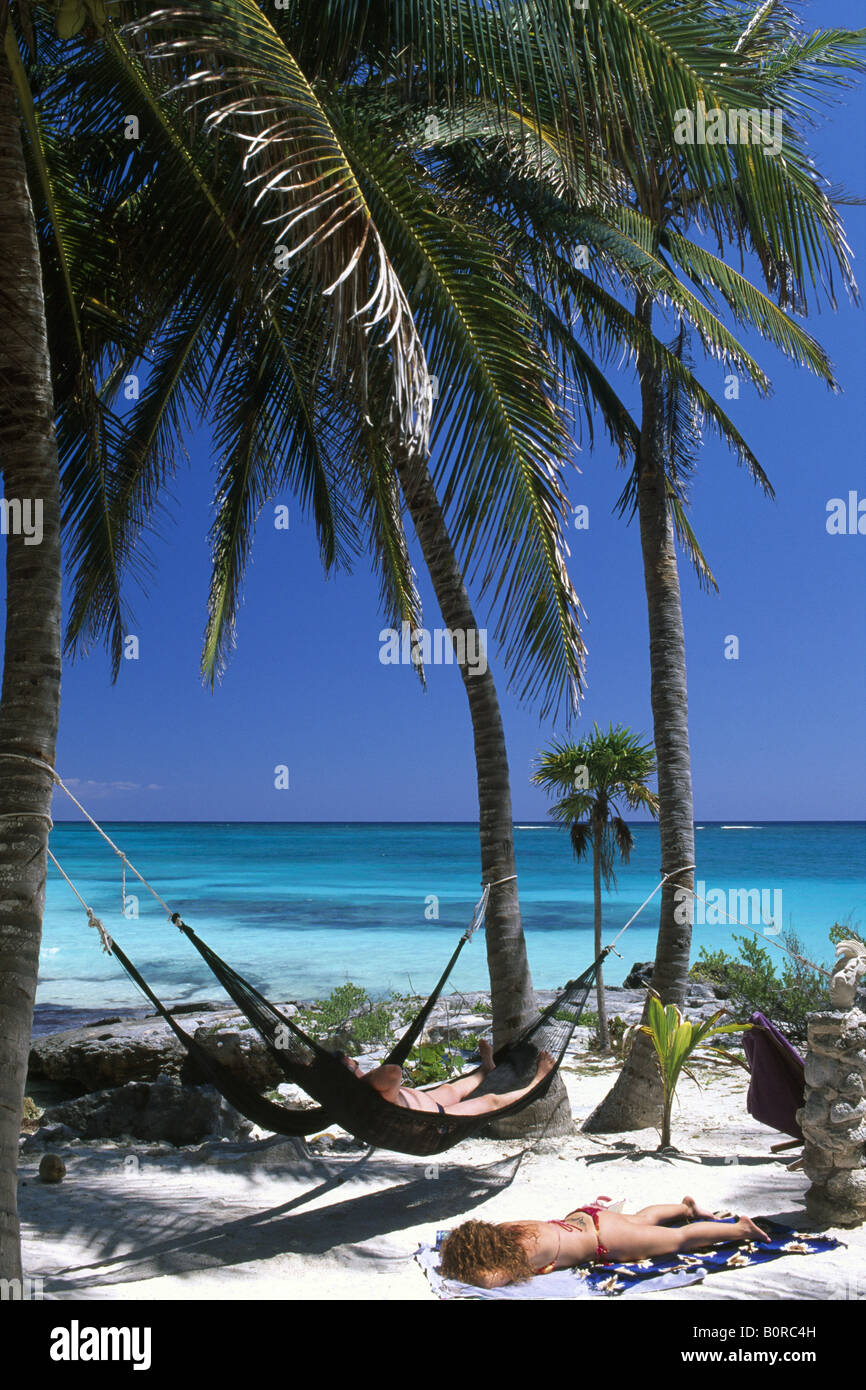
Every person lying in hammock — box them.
[338,1039,555,1115]
[438,1196,770,1287]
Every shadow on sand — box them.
[35,1147,525,1295]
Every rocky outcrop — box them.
[799,1007,866,1227]
[28,1002,299,1093]
[36,1076,253,1146]
[622,961,654,989]
[29,1015,188,1090]
[28,985,727,1103]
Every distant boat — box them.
[721,825,758,829]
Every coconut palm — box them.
[1,0,860,1279]
[533,725,659,1049]
[640,992,750,1150]
[2,0,666,1271]
[470,2,863,1131]
[0,12,64,1287]
[577,4,863,1132]
[46,1,791,1144]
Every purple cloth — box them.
[743,1010,805,1141]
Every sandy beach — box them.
[20,1051,866,1302]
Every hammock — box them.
[28,758,692,1157]
[107,917,602,1157]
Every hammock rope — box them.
[677,880,831,980]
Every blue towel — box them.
[418,1218,843,1299]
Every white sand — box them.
[19,1055,866,1301]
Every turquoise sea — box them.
[35,821,866,1027]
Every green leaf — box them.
[57,0,86,40]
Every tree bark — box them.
[0,46,63,1280]
[394,448,572,1138]
[592,815,610,1051]
[583,295,695,1133]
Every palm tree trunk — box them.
[591,817,609,1050]
[394,447,571,1138]
[584,295,695,1132]
[0,48,63,1280]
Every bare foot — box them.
[479,1039,495,1074]
[536,1049,556,1078]
[682,1195,717,1222]
[734,1216,771,1244]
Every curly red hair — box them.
[439,1220,537,1287]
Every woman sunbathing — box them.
[439,1197,770,1286]
[338,1040,555,1115]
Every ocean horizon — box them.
[35,819,866,1030]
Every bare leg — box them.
[564,1196,716,1228]
[681,1195,717,1222]
[597,1213,770,1263]
[423,1040,497,1108]
[564,1202,690,1227]
[439,1050,556,1116]
[627,1203,694,1226]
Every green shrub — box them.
[402,1030,488,1084]
[692,929,827,1042]
[608,1015,632,1061]
[402,1041,458,1085]
[296,982,395,1045]
[589,1013,631,1058]
[552,1006,596,1025]
[829,922,865,949]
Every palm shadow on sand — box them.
[38,1149,525,1294]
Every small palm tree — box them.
[533,724,659,1050]
[640,992,750,1150]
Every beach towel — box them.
[417,1219,843,1299]
[743,1011,805,1141]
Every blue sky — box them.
[7,6,866,825]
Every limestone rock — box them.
[29,1016,186,1089]
[829,1098,866,1128]
[622,962,654,989]
[40,1076,253,1146]
[192,1022,285,1089]
[28,1001,298,1092]
[426,1015,493,1045]
[801,1005,866,1227]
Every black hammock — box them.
[106,919,602,1159]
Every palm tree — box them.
[1,0,858,1278]
[533,725,658,1049]
[0,18,63,1286]
[3,0,671,1272]
[578,4,863,1131]
[4,0,578,1266]
[47,2,782,1141]
[467,2,862,1131]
